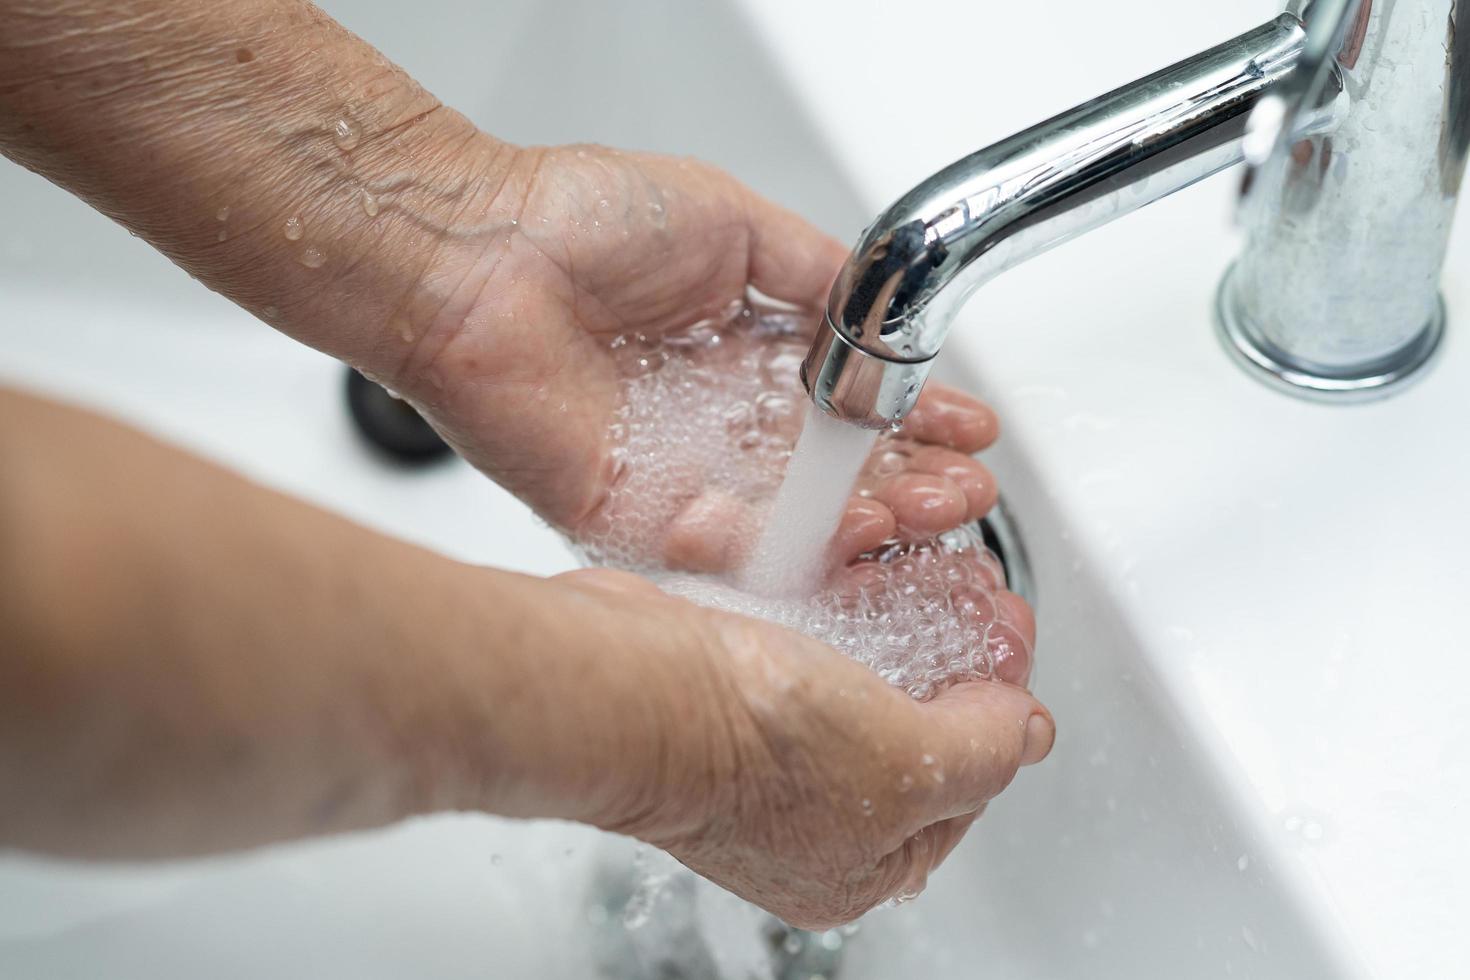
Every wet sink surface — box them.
[3,1,1467,978]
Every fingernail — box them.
[1021,712,1055,766]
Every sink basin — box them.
[2,1,1465,977]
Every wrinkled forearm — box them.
[0,0,519,375]
[0,387,686,857]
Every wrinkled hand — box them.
[556,569,1054,930]
[389,143,1001,569]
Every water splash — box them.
[569,300,1026,700]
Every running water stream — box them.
[739,404,878,598]
[566,298,1033,973]
[570,298,1029,701]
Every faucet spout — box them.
[803,14,1315,428]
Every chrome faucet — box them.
[803,1,1469,427]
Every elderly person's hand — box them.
[526,569,1054,930]
[381,143,1003,572]
[0,0,1056,932]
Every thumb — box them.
[741,189,850,316]
[920,680,1055,819]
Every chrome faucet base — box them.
[1216,263,1445,402]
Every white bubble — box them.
[569,300,1026,699]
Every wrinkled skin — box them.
[0,0,1055,932]
[390,145,1005,570]
[558,568,1051,930]
[367,144,1047,915]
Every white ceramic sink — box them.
[2,1,1466,977]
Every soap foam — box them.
[571,299,1027,700]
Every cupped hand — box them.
[554,569,1054,930]
[387,143,1000,568]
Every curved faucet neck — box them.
[805,14,1313,428]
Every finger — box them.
[742,189,850,314]
[969,547,1009,593]
[906,446,998,521]
[951,585,999,630]
[829,560,885,602]
[928,808,983,869]
[829,497,896,565]
[919,680,1055,818]
[872,810,978,909]
[903,384,1000,454]
[987,597,1036,688]
[865,472,969,537]
[998,590,1037,649]
[667,492,895,577]
[663,491,750,573]
[861,440,914,480]
[554,568,663,598]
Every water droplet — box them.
[283,216,303,241]
[361,190,379,216]
[621,866,671,930]
[216,229,228,242]
[332,117,361,151]
[571,299,1011,700]
[392,316,415,343]
[215,206,230,222]
[859,797,874,815]
[297,245,326,268]
[897,773,914,793]
[782,934,804,955]
[867,447,910,478]
[1237,854,1250,871]
[261,305,279,318]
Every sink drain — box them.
[343,368,452,465]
